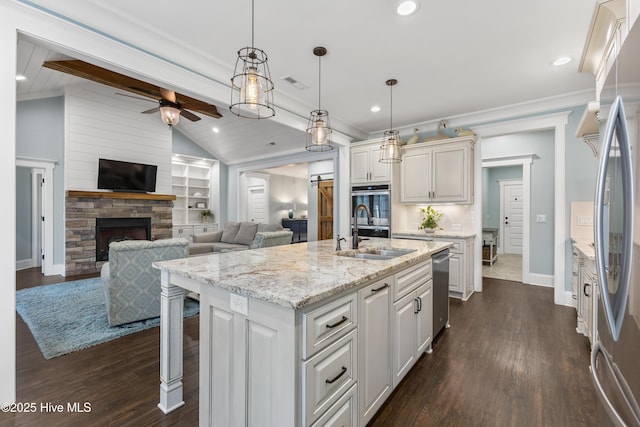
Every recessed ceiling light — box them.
[550,56,572,66]
[15,74,26,81]
[371,105,381,113]
[212,127,220,133]
[397,1,418,16]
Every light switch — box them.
[536,214,547,223]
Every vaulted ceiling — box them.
[15,0,597,164]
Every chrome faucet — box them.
[352,204,373,249]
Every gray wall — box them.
[16,96,65,266]
[172,128,217,158]
[267,174,308,226]
[482,165,523,230]
[482,130,554,276]
[15,167,32,260]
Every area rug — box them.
[16,277,199,360]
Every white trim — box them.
[53,263,65,276]
[559,290,577,308]
[30,167,44,271]
[527,273,555,287]
[16,159,55,276]
[474,111,570,306]
[16,259,34,270]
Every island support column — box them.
[158,269,186,413]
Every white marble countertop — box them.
[154,237,452,310]
[393,231,476,239]
[572,238,595,260]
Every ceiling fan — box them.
[116,88,203,126]
[42,59,222,126]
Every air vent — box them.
[280,75,308,90]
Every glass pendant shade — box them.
[380,78,401,163]
[231,48,275,118]
[306,110,333,151]
[160,105,181,126]
[380,130,402,163]
[306,46,333,152]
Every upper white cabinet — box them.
[351,141,392,184]
[400,136,475,204]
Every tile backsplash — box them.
[394,204,475,233]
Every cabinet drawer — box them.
[302,293,357,359]
[449,241,463,253]
[395,261,431,301]
[303,330,357,427]
[310,384,357,427]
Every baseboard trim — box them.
[16,259,35,270]
[52,263,65,276]
[557,290,576,308]
[526,273,554,287]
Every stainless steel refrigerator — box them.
[592,95,640,426]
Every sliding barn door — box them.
[318,180,334,240]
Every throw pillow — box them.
[220,221,241,243]
[234,222,259,245]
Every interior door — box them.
[501,181,524,254]
[318,180,334,240]
[247,185,266,223]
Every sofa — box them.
[101,238,189,326]
[189,221,293,255]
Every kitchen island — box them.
[154,237,451,426]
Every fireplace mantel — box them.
[67,190,176,201]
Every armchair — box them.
[101,238,189,326]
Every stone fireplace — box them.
[95,217,151,261]
[66,190,175,276]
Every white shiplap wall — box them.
[65,82,172,193]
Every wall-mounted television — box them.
[97,158,157,193]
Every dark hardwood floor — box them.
[4,270,604,426]
[370,278,605,427]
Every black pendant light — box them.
[380,79,401,163]
[306,46,333,152]
[230,0,275,119]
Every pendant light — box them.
[306,46,333,152]
[380,79,401,163]
[230,0,275,119]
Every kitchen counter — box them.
[393,230,477,239]
[154,237,451,423]
[154,237,451,309]
[572,238,595,260]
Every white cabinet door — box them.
[350,146,370,184]
[431,144,468,202]
[415,280,433,355]
[351,143,391,184]
[392,291,417,387]
[400,149,431,203]
[370,146,391,182]
[448,254,462,293]
[358,279,393,425]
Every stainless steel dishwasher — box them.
[432,249,451,339]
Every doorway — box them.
[247,184,267,223]
[318,180,334,240]
[15,159,55,275]
[500,180,523,255]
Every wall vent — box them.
[280,75,308,90]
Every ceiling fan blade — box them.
[160,88,177,103]
[141,107,160,114]
[180,109,201,122]
[180,101,222,119]
[115,92,154,102]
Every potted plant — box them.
[200,209,213,223]
[419,206,443,233]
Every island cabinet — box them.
[392,261,433,387]
[358,277,394,426]
[351,140,391,184]
[400,136,475,204]
[155,238,447,427]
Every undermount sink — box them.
[336,247,416,261]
